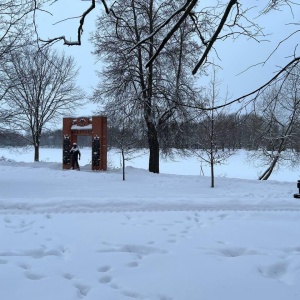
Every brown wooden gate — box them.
[62,116,107,170]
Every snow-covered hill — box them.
[0,147,300,300]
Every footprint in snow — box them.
[258,261,289,280]
[24,271,46,280]
[97,265,111,272]
[4,216,11,223]
[127,261,139,268]
[121,290,141,299]
[217,247,259,258]
[18,262,31,270]
[167,239,177,244]
[62,273,75,280]
[0,259,8,265]
[99,275,112,284]
[73,282,91,298]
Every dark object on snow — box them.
[63,135,71,165]
[92,136,100,167]
[293,180,300,198]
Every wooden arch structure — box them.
[62,116,107,170]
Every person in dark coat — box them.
[70,143,81,170]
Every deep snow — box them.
[0,147,300,300]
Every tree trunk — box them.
[33,130,41,162]
[147,0,159,174]
[34,143,39,162]
[147,122,159,174]
[259,136,288,180]
[210,154,215,188]
[122,148,125,181]
[259,155,279,180]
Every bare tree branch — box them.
[192,0,237,74]
[39,0,97,45]
[145,0,198,68]
[177,55,300,111]
[130,0,195,57]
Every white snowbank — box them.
[0,147,300,300]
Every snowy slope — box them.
[0,147,300,300]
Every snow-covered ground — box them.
[1,147,300,300]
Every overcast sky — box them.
[35,1,300,116]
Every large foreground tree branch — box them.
[39,0,102,45]
[129,0,193,53]
[144,0,198,68]
[192,0,237,74]
[177,56,300,111]
[210,56,300,110]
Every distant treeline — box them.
[1,112,300,151]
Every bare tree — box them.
[0,0,36,57]
[189,68,234,187]
[0,0,42,123]
[102,102,145,181]
[36,1,300,112]
[249,66,300,180]
[91,0,201,173]
[117,118,143,181]
[2,46,84,161]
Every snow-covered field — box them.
[1,147,300,300]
